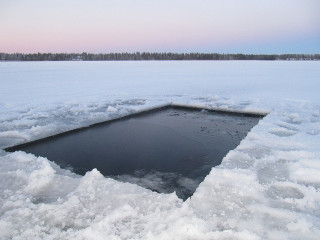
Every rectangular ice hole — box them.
[6,105,264,200]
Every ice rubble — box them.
[0,61,320,239]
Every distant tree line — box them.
[0,52,319,61]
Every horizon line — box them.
[1,52,319,55]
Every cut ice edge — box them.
[4,102,267,151]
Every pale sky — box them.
[1,0,319,53]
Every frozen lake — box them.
[0,61,320,239]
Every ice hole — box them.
[5,105,264,200]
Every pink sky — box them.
[1,0,319,53]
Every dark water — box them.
[8,108,261,200]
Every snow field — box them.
[0,61,320,239]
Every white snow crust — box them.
[0,61,320,239]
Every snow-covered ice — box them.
[0,61,319,239]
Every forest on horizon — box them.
[1,52,319,61]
